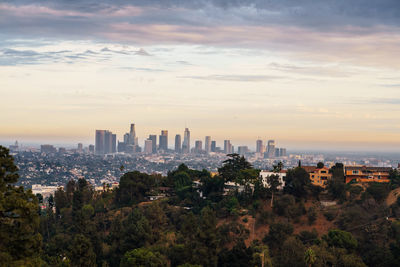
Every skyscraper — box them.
[77,143,83,152]
[148,135,157,153]
[267,140,275,158]
[195,140,202,153]
[224,140,232,154]
[111,134,117,153]
[256,139,264,153]
[95,130,105,155]
[159,130,168,151]
[144,139,153,154]
[238,146,248,155]
[205,136,211,154]
[211,141,216,152]
[175,134,182,153]
[279,148,287,157]
[95,130,116,154]
[182,128,190,153]
[129,123,138,145]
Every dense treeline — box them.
[2,146,400,266]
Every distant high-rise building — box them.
[175,134,182,153]
[104,131,113,154]
[275,148,280,157]
[159,130,168,151]
[224,140,232,154]
[88,145,94,153]
[211,141,216,152]
[95,130,116,154]
[182,128,191,153]
[279,148,287,157]
[267,140,275,158]
[256,140,264,153]
[41,144,57,154]
[123,133,130,144]
[205,136,211,153]
[112,134,117,153]
[58,147,66,154]
[238,146,248,155]
[195,140,202,153]
[129,123,138,145]
[117,141,126,152]
[95,130,105,154]
[77,143,83,152]
[148,135,157,153]
[144,139,153,154]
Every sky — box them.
[1,0,400,151]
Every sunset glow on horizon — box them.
[1,0,400,150]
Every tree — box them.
[0,146,43,266]
[218,153,253,182]
[284,167,311,198]
[120,248,167,267]
[327,163,346,200]
[317,162,324,169]
[323,229,358,251]
[69,234,96,267]
[366,182,390,202]
[304,248,316,267]
[116,171,156,206]
[267,174,281,208]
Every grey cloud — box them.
[180,74,280,82]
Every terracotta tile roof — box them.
[301,166,317,173]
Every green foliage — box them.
[120,247,167,267]
[69,234,96,267]
[366,182,390,202]
[298,229,319,245]
[317,162,324,168]
[323,210,337,221]
[0,146,43,266]
[218,153,253,182]
[277,237,306,267]
[389,169,400,188]
[327,163,346,200]
[116,171,157,206]
[274,195,305,220]
[323,229,358,251]
[304,248,316,267]
[264,222,294,248]
[284,167,311,198]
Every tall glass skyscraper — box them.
[182,128,190,153]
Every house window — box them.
[321,170,327,174]
[352,170,359,174]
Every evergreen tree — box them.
[0,146,43,266]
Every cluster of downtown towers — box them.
[95,123,286,157]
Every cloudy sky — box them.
[1,0,400,150]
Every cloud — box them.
[268,62,353,78]
[180,74,280,82]
[1,1,400,69]
[134,48,151,56]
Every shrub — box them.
[323,210,336,221]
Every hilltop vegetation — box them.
[2,146,400,266]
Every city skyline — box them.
[1,1,400,151]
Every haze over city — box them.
[1,0,400,151]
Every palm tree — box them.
[304,248,316,267]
